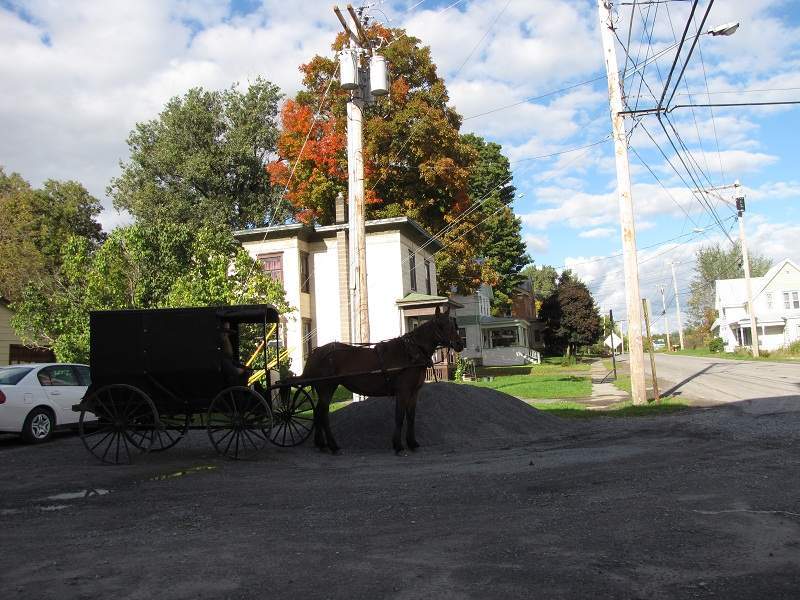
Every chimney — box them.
[335,191,346,224]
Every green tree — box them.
[269,25,497,293]
[688,242,772,328]
[11,224,289,362]
[539,272,602,356]
[462,134,529,314]
[0,168,103,301]
[521,264,569,316]
[110,78,284,230]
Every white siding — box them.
[366,231,404,342]
[311,238,340,347]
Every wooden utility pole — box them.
[735,183,760,356]
[659,285,672,352]
[335,5,370,346]
[642,298,660,402]
[670,261,685,350]
[597,0,646,405]
[609,309,617,380]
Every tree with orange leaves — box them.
[268,25,500,293]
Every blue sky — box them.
[1,0,798,331]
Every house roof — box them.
[753,258,800,298]
[395,293,463,309]
[233,216,443,252]
[715,277,757,307]
[715,258,800,307]
[456,314,530,328]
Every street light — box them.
[707,22,740,37]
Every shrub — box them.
[788,340,800,355]
[708,337,725,353]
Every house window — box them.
[408,249,417,292]
[489,328,519,348]
[260,253,283,284]
[767,293,773,310]
[302,318,314,360]
[424,259,431,295]
[458,327,467,350]
[299,251,310,293]
[785,291,800,310]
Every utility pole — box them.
[701,180,760,355]
[597,0,647,405]
[659,285,672,352]
[609,309,618,380]
[642,299,660,402]
[670,261,685,350]
[333,5,389,348]
[735,182,760,356]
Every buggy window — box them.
[0,367,32,385]
[38,365,81,386]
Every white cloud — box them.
[579,227,615,239]
[525,233,549,254]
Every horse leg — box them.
[321,396,340,454]
[405,390,420,451]
[312,385,331,451]
[392,395,406,455]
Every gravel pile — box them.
[330,382,572,450]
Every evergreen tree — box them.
[462,134,529,314]
[539,272,602,356]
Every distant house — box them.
[0,298,55,365]
[451,281,544,367]
[234,197,461,377]
[712,258,800,352]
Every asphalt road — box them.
[643,354,800,410]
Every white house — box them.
[451,282,544,367]
[712,258,800,352]
[234,200,460,374]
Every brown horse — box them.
[300,306,464,454]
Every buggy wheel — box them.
[129,411,191,452]
[269,385,316,447]
[207,386,272,460]
[79,384,158,465]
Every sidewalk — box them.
[586,359,629,409]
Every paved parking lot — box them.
[3,394,800,599]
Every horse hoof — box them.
[395,450,407,457]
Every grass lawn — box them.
[464,374,591,399]
[476,361,590,379]
[671,348,800,363]
[526,397,690,419]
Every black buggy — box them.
[72,304,316,464]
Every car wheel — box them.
[22,408,55,444]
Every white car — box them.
[0,363,91,443]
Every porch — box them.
[396,292,464,381]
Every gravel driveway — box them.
[2,383,800,599]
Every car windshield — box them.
[0,367,33,385]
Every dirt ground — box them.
[2,382,800,599]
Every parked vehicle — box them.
[0,363,91,443]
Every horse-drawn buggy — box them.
[73,304,315,464]
[74,302,464,463]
